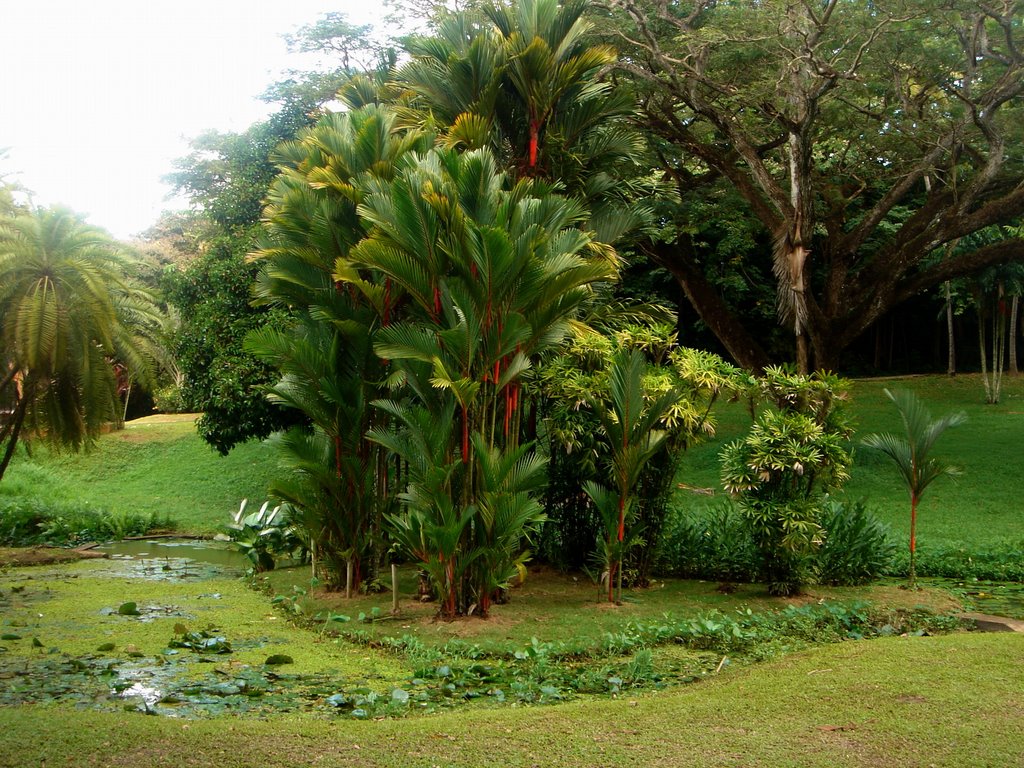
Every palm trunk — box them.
[607,534,616,603]
[908,494,918,589]
[0,395,30,484]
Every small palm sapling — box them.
[861,389,966,588]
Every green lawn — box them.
[677,373,1024,548]
[1,631,1020,767]
[1,383,1022,766]
[0,415,276,535]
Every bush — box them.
[655,502,759,582]
[656,500,897,588]
[817,500,897,585]
[0,498,172,547]
[889,541,1024,582]
[151,382,190,414]
[720,368,854,596]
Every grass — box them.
[262,566,961,655]
[677,373,1024,548]
[0,631,1020,767]
[0,382,1021,765]
[0,415,276,535]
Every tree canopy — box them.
[0,207,164,481]
[607,0,1024,371]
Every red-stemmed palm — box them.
[862,389,966,588]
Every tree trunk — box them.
[1010,294,1019,375]
[796,331,810,375]
[654,243,771,371]
[908,495,918,589]
[945,281,956,376]
[992,284,1006,404]
[0,395,30,484]
[979,302,995,404]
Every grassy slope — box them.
[2,373,1021,547]
[677,373,1024,548]
[2,632,1020,767]
[0,415,276,535]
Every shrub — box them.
[655,502,758,582]
[0,498,171,547]
[721,369,854,595]
[889,540,1024,582]
[656,500,897,588]
[816,500,897,585]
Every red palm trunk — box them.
[909,494,918,586]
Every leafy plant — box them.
[655,502,759,583]
[535,325,741,580]
[586,350,679,602]
[226,499,300,573]
[889,540,1024,582]
[167,626,232,654]
[816,500,897,586]
[721,368,853,596]
[861,389,966,588]
[0,498,171,547]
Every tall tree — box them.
[609,0,1024,371]
[163,104,319,453]
[0,207,162,481]
[247,106,430,588]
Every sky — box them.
[0,1,389,239]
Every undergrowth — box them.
[292,601,967,719]
[0,498,173,546]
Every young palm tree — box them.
[861,389,966,588]
[0,207,160,482]
[585,349,679,602]
[354,145,614,616]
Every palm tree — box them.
[861,389,966,588]
[396,0,645,243]
[353,144,614,615]
[0,207,160,482]
[585,350,678,602]
[247,105,428,590]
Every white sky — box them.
[0,1,389,239]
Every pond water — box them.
[92,538,247,581]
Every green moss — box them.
[0,560,405,681]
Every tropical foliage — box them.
[861,389,966,587]
[721,368,854,596]
[0,207,164,482]
[244,0,641,616]
[535,323,741,587]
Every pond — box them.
[92,538,247,581]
